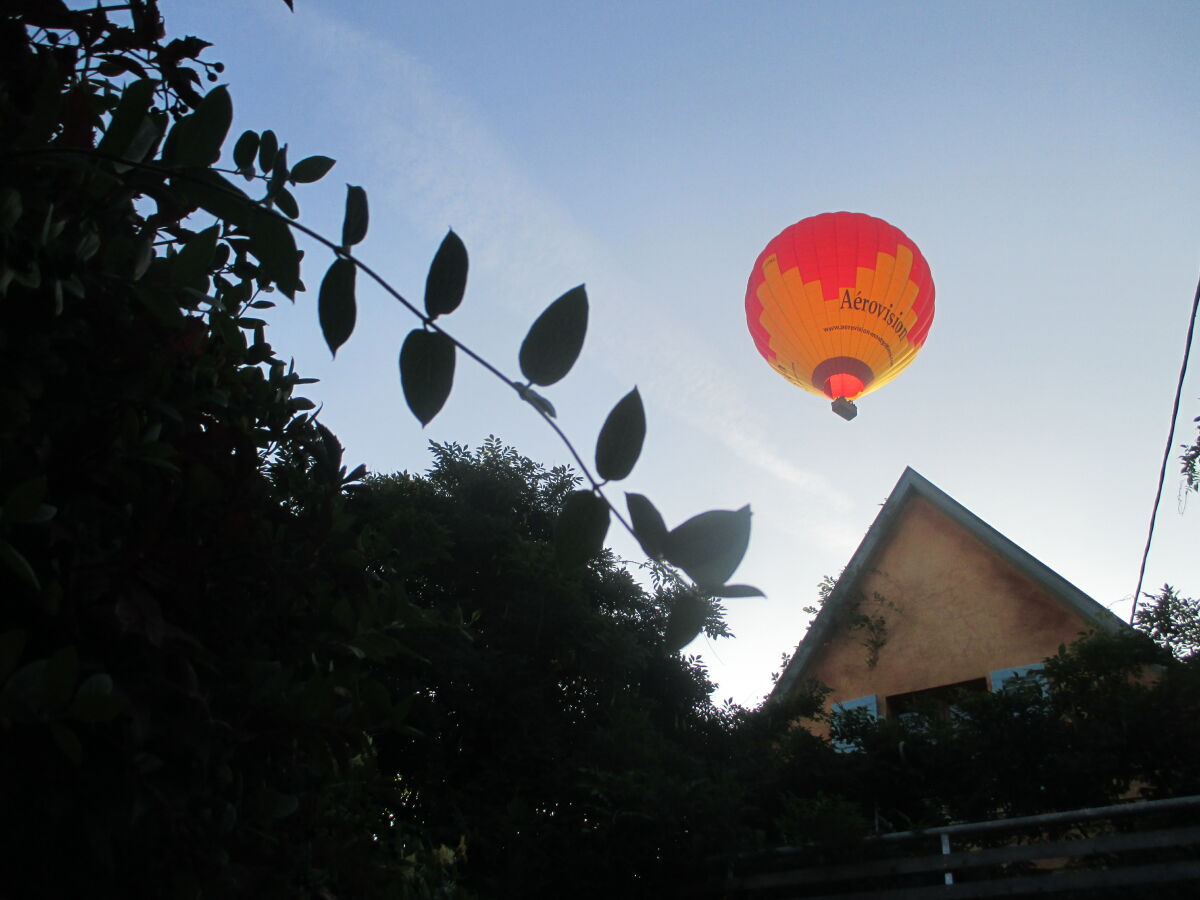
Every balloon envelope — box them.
[745,211,935,405]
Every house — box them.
[770,467,1129,726]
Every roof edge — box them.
[767,467,1127,706]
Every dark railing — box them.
[695,795,1200,898]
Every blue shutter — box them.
[830,694,878,752]
[989,663,1046,692]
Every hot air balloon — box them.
[745,211,935,420]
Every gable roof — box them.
[770,467,1128,702]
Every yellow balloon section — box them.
[746,212,935,403]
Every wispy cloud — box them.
[284,7,850,511]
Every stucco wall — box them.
[803,495,1093,717]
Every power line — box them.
[1129,268,1200,623]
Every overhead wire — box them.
[1129,268,1200,622]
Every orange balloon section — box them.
[745,211,935,407]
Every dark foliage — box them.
[1135,584,1200,660]
[0,4,427,897]
[1184,425,1200,492]
[349,440,751,897]
[0,8,756,897]
[764,628,1200,846]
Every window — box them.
[830,694,878,752]
[989,663,1047,693]
[832,694,879,718]
[886,678,988,725]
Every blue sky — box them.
[165,0,1200,704]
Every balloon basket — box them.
[831,397,858,421]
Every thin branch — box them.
[6,146,639,544]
